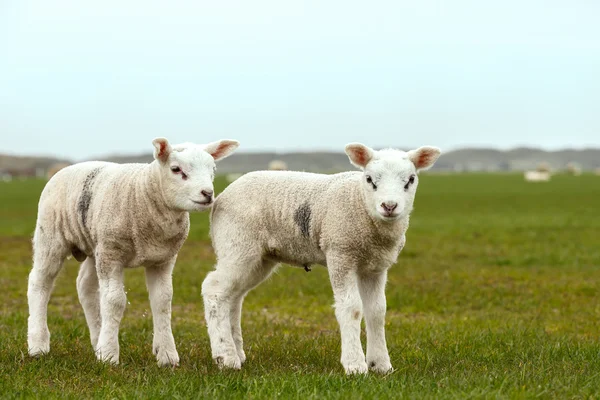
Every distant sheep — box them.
[268,160,288,171]
[524,171,551,182]
[46,163,71,180]
[566,162,582,176]
[202,143,441,374]
[536,162,552,174]
[28,138,239,366]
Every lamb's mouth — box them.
[192,199,212,206]
[379,212,400,221]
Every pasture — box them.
[1,173,599,399]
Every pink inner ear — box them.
[210,143,229,159]
[159,142,167,158]
[415,150,436,168]
[354,148,368,166]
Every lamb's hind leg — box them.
[202,257,274,369]
[229,260,277,365]
[27,231,68,356]
[228,295,246,364]
[77,257,101,351]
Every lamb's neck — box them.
[140,162,187,222]
[373,214,409,235]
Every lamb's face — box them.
[362,151,418,221]
[345,143,441,222]
[152,138,239,212]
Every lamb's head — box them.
[152,138,239,211]
[345,143,441,222]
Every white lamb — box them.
[27,138,239,366]
[524,170,551,182]
[202,143,441,374]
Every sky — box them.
[1,0,599,160]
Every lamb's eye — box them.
[366,175,377,190]
[404,175,416,190]
[171,166,187,179]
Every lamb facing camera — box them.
[27,138,239,366]
[202,143,441,374]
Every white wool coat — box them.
[35,161,189,268]
[210,170,408,273]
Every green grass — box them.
[1,173,600,399]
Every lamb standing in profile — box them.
[202,143,441,374]
[28,138,239,366]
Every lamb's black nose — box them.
[201,189,214,201]
[381,202,398,213]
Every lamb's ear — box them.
[408,146,441,171]
[204,139,240,161]
[152,137,172,163]
[345,143,374,169]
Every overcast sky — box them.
[1,0,599,160]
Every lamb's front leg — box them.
[95,259,126,364]
[146,257,179,367]
[327,258,367,375]
[358,270,392,374]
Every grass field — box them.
[1,173,599,399]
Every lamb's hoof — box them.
[344,361,369,375]
[237,349,246,365]
[96,347,119,365]
[28,329,50,356]
[156,348,180,367]
[368,359,393,374]
[215,355,242,370]
[28,344,49,357]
